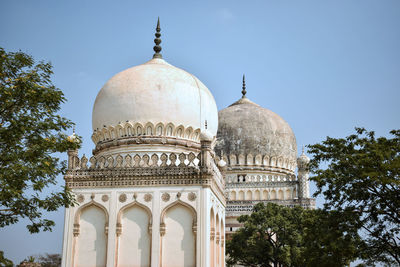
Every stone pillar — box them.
[67,149,78,170]
[200,131,213,170]
[297,150,310,199]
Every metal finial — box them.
[242,74,247,98]
[73,126,75,134]
[153,17,162,59]
[205,120,208,130]
[302,146,305,154]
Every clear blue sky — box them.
[0,0,399,263]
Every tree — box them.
[0,251,13,267]
[0,47,80,234]
[226,203,303,267]
[300,209,360,266]
[308,128,400,265]
[226,203,359,267]
[37,253,61,267]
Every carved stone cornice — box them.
[93,135,200,155]
[226,166,295,176]
[226,181,299,189]
[65,165,226,206]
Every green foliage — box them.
[308,128,400,265]
[37,253,61,267]
[0,251,13,267]
[301,209,360,266]
[0,47,80,233]
[226,203,359,267]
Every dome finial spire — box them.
[241,74,247,98]
[153,17,162,59]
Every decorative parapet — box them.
[225,173,297,184]
[68,152,200,170]
[215,153,297,173]
[66,135,227,206]
[91,122,201,149]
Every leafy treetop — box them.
[308,128,400,265]
[0,47,80,233]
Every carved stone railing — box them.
[67,152,200,170]
[225,173,297,184]
[215,153,297,172]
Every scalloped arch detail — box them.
[91,122,201,145]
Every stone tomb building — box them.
[61,21,226,267]
[61,21,314,267]
[214,76,315,236]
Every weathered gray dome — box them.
[215,97,297,171]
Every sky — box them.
[0,0,399,264]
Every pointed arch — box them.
[74,200,109,226]
[246,154,254,165]
[238,191,244,201]
[144,122,155,136]
[210,207,215,267]
[270,190,277,200]
[174,125,185,138]
[278,189,284,200]
[165,123,175,137]
[185,127,193,139]
[115,124,125,138]
[216,213,220,267]
[263,190,269,200]
[263,155,270,166]
[230,191,236,201]
[238,154,245,165]
[108,126,116,140]
[117,201,152,231]
[155,122,164,136]
[285,188,292,200]
[134,123,144,136]
[116,201,152,267]
[229,154,237,166]
[192,129,201,141]
[125,122,135,136]
[246,190,252,200]
[73,200,109,267]
[160,200,197,267]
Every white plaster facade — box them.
[62,185,225,267]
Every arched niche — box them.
[210,207,215,267]
[246,190,252,200]
[238,191,244,201]
[278,190,284,200]
[220,221,225,266]
[230,191,236,201]
[160,200,197,267]
[270,190,277,200]
[73,201,109,267]
[285,189,291,200]
[215,213,220,267]
[116,201,152,267]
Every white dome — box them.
[92,58,218,143]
